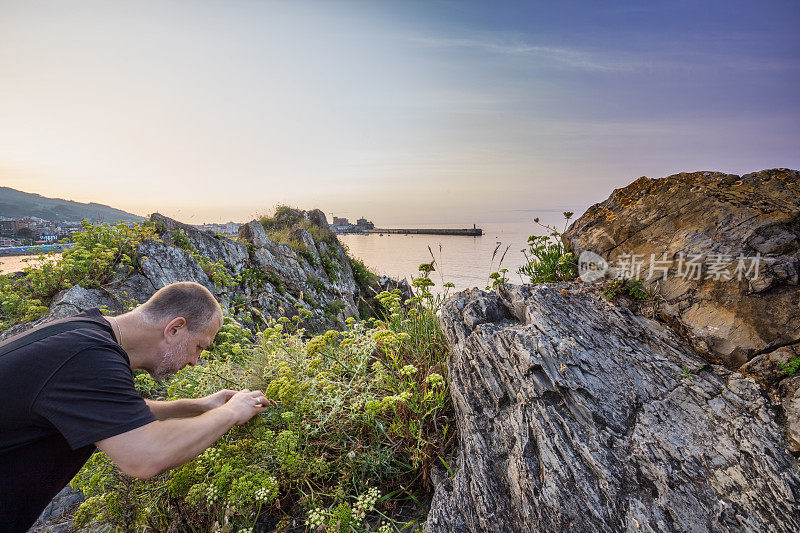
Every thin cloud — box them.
[407,35,799,74]
[408,36,637,72]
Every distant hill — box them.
[0,186,145,223]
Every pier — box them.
[365,227,482,236]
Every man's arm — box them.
[97,389,270,479]
[144,389,238,420]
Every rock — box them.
[137,240,214,291]
[29,486,84,533]
[740,345,799,387]
[564,168,800,454]
[150,213,249,273]
[238,220,271,249]
[378,276,414,302]
[779,376,800,453]
[237,215,362,328]
[0,286,120,341]
[564,168,800,370]
[426,283,800,533]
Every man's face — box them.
[151,317,221,381]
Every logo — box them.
[578,250,608,282]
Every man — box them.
[0,281,274,532]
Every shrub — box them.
[602,278,649,300]
[260,206,337,247]
[0,221,158,330]
[518,212,577,284]
[72,291,453,531]
[349,255,378,288]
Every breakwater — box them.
[365,228,483,236]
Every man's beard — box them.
[152,337,190,382]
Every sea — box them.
[339,209,588,293]
[0,254,61,275]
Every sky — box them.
[0,0,798,225]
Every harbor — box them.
[330,216,482,236]
[365,227,483,236]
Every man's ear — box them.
[164,317,187,342]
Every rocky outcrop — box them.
[2,210,375,342]
[564,169,799,369]
[563,168,800,451]
[426,283,800,533]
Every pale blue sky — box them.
[1,0,797,224]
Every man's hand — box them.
[220,389,277,425]
[198,389,238,411]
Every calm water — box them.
[340,210,587,292]
[0,254,61,274]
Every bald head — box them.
[139,282,222,332]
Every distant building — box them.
[195,222,240,236]
[332,216,350,227]
[356,217,374,230]
[0,220,18,236]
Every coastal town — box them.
[0,215,243,255]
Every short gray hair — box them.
[140,282,222,332]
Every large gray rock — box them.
[237,217,361,327]
[0,286,121,341]
[426,283,800,533]
[150,213,249,273]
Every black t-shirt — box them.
[0,308,156,533]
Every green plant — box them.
[677,365,705,380]
[302,291,317,308]
[349,255,378,288]
[168,229,235,288]
[323,299,346,317]
[171,229,191,250]
[193,253,235,288]
[779,356,800,376]
[0,221,158,331]
[237,266,268,292]
[309,277,326,293]
[265,272,286,294]
[320,251,340,281]
[72,288,454,531]
[486,268,509,291]
[602,278,649,300]
[518,212,577,284]
[260,206,337,247]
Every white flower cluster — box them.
[353,486,380,520]
[307,507,325,528]
[399,364,418,376]
[377,523,393,533]
[255,487,271,502]
[206,484,222,504]
[237,528,253,533]
[425,373,444,387]
[201,447,222,462]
